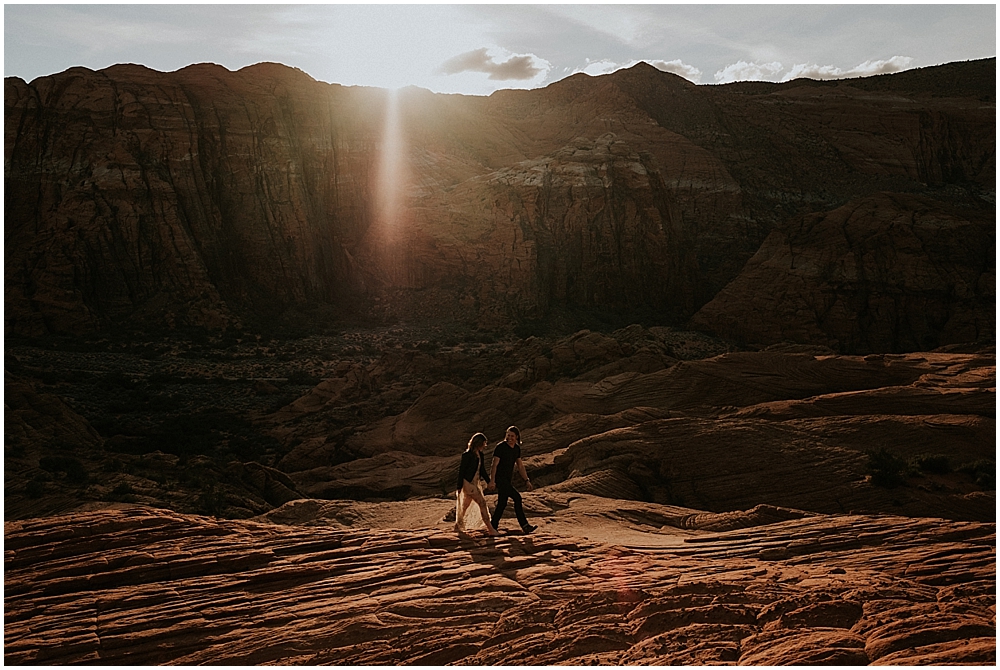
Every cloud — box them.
[711,55,917,85]
[437,47,549,81]
[574,58,702,83]
[782,56,914,81]
[579,59,622,76]
[713,60,784,83]
[647,59,703,83]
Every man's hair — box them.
[506,425,520,441]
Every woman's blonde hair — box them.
[467,432,488,451]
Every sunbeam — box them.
[373,88,409,286]
[376,89,405,237]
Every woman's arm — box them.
[487,456,499,491]
[478,453,490,483]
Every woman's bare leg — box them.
[467,485,498,536]
[477,500,498,535]
[456,491,474,531]
[460,481,497,536]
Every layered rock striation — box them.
[691,192,995,352]
[6,59,995,350]
[271,342,995,523]
[4,506,994,665]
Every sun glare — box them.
[372,88,410,285]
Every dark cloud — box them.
[437,47,545,80]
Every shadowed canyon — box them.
[4,58,996,665]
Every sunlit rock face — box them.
[5,59,994,349]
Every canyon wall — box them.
[691,193,995,353]
[5,59,995,351]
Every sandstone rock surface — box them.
[277,349,994,524]
[4,506,994,665]
[4,333,994,665]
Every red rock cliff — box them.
[5,59,995,347]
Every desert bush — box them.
[197,485,227,516]
[38,370,62,385]
[958,459,995,489]
[865,447,909,488]
[102,481,136,502]
[106,389,152,413]
[909,453,951,475]
[286,369,319,385]
[6,442,26,458]
[38,455,89,484]
[514,320,545,339]
[97,371,137,391]
[102,458,133,474]
[65,369,94,382]
[137,410,281,461]
[145,393,183,412]
[25,479,46,498]
[90,417,124,437]
[147,371,178,386]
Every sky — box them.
[4,3,997,95]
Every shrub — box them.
[97,371,137,391]
[286,369,319,386]
[103,459,132,474]
[958,460,996,489]
[198,485,227,517]
[38,455,89,485]
[6,442,26,459]
[102,481,136,502]
[147,371,177,386]
[909,453,951,475]
[865,447,909,488]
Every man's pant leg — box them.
[508,486,529,528]
[491,488,510,529]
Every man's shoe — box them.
[521,524,538,534]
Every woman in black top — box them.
[455,433,499,536]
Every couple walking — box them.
[455,425,537,537]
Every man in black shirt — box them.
[487,425,537,533]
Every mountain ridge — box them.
[5,58,994,351]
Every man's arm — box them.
[487,456,499,491]
[516,458,533,491]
